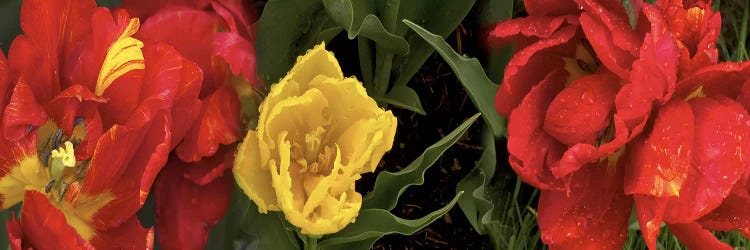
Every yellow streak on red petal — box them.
[56,191,115,241]
[0,156,49,208]
[95,18,145,96]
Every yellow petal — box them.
[233,131,279,212]
[0,156,48,208]
[287,43,343,87]
[95,18,145,96]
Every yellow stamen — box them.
[95,18,145,96]
[51,141,76,167]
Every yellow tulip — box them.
[233,43,397,235]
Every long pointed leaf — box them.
[362,113,479,210]
[403,20,507,138]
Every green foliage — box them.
[403,20,507,138]
[0,0,21,54]
[322,0,475,114]
[362,114,479,210]
[255,0,342,85]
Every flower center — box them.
[563,40,601,83]
[292,126,335,175]
[37,120,88,201]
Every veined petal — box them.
[698,188,750,231]
[90,216,154,250]
[176,86,240,162]
[15,190,95,249]
[676,61,750,99]
[0,134,47,209]
[122,0,213,19]
[46,85,107,159]
[213,32,258,87]
[183,145,235,185]
[2,78,48,141]
[523,0,580,16]
[95,16,144,96]
[154,156,232,249]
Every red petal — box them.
[578,0,640,79]
[538,162,632,249]
[183,145,235,185]
[90,216,154,250]
[488,16,574,49]
[17,190,94,250]
[6,213,27,250]
[523,0,580,16]
[46,85,107,159]
[739,78,750,111]
[122,0,212,19]
[624,99,693,197]
[176,86,240,162]
[0,51,12,111]
[9,0,97,104]
[669,222,732,250]
[633,195,668,250]
[663,97,750,223]
[137,7,223,96]
[154,156,233,249]
[699,188,750,231]
[543,72,620,146]
[2,78,47,141]
[676,61,750,99]
[211,0,256,37]
[507,69,568,190]
[213,32,258,87]
[83,102,171,229]
[495,25,578,116]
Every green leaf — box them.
[362,113,479,210]
[95,0,121,7]
[0,0,21,54]
[233,195,300,250]
[376,85,425,115]
[256,0,335,84]
[391,0,476,87]
[403,20,507,138]
[319,192,463,249]
[456,126,497,234]
[322,0,408,54]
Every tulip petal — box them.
[676,61,750,99]
[122,0,212,19]
[698,188,750,231]
[234,131,278,212]
[507,69,568,190]
[154,156,233,249]
[624,99,693,197]
[183,145,235,185]
[495,25,578,116]
[16,190,94,249]
[669,222,733,250]
[663,97,750,223]
[2,78,47,141]
[213,32,257,86]
[543,72,620,146]
[538,162,632,249]
[175,86,240,162]
[90,215,154,250]
[0,134,47,209]
[46,85,107,159]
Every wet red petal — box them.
[176,86,240,162]
[137,7,223,96]
[633,195,668,250]
[739,78,750,110]
[538,162,632,249]
[662,97,750,223]
[543,72,620,146]
[17,190,94,250]
[698,188,750,231]
[90,216,154,250]
[213,32,258,87]
[211,0,256,38]
[154,156,233,249]
[488,16,574,48]
[507,69,568,190]
[669,222,733,250]
[676,61,750,99]
[2,78,47,141]
[624,99,693,197]
[495,25,578,116]
[523,0,580,16]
